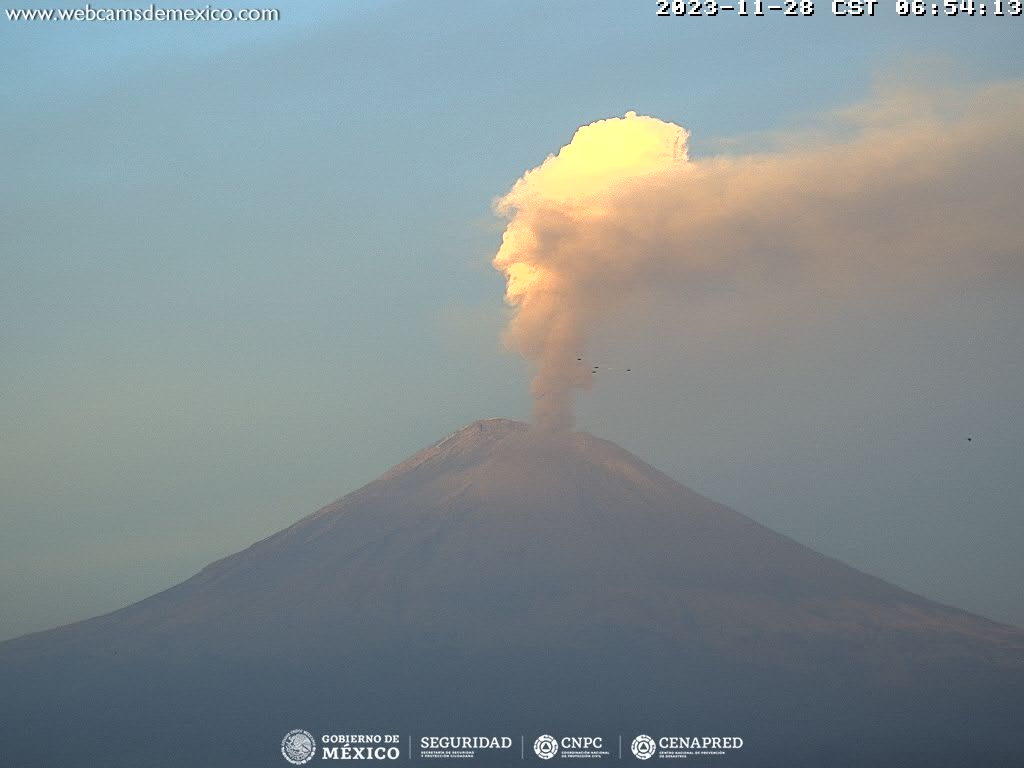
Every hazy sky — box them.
[2,0,1022,641]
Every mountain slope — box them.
[1,418,1022,766]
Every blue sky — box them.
[2,0,1022,640]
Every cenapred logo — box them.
[534,734,559,760]
[631,734,656,760]
[281,729,316,765]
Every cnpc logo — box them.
[534,734,604,759]
[533,735,558,760]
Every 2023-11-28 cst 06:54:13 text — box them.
[656,0,1021,15]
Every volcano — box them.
[1,419,1022,766]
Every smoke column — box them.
[492,112,689,430]
[492,87,1024,431]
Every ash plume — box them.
[492,86,1024,430]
